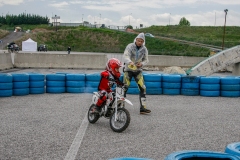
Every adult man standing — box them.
[123,32,151,114]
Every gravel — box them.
[0,68,239,160]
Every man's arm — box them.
[123,44,133,65]
[141,48,149,66]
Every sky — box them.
[0,0,240,28]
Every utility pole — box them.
[169,13,171,25]
[82,14,84,24]
[222,9,228,50]
[99,14,101,24]
[214,12,216,26]
[129,13,132,26]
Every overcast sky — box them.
[0,0,240,28]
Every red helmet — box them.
[106,58,122,78]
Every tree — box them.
[125,25,133,29]
[179,17,190,26]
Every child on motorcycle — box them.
[94,58,124,113]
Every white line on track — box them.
[64,112,89,160]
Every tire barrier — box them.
[109,157,151,160]
[85,73,100,93]
[200,76,220,97]
[162,74,181,95]
[11,73,29,96]
[66,74,85,93]
[144,73,162,95]
[46,74,65,94]
[1,72,240,97]
[164,150,240,160]
[220,77,240,97]
[0,73,13,97]
[181,75,200,96]
[28,73,45,94]
[225,142,240,157]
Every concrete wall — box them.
[14,53,108,69]
[233,62,240,76]
[0,53,13,70]
[0,52,216,71]
[189,45,240,76]
[13,53,206,70]
[147,55,206,68]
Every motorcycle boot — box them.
[140,97,151,114]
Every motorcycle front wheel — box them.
[110,108,130,133]
[88,104,100,124]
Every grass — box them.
[136,25,240,48]
[2,24,239,57]
[12,25,210,57]
[0,29,9,39]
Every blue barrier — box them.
[164,150,240,160]
[0,73,239,97]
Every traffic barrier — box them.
[46,74,66,93]
[28,73,45,94]
[1,72,240,97]
[164,150,240,160]
[162,74,181,95]
[181,75,200,96]
[0,53,13,70]
[66,74,85,93]
[0,73,13,97]
[200,76,220,97]
[11,73,29,96]
[220,77,240,97]
[85,73,100,93]
[225,142,240,157]
[144,73,162,95]
[109,157,151,160]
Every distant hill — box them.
[1,25,239,57]
[136,25,240,49]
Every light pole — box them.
[99,14,101,24]
[82,14,84,24]
[222,9,228,50]
[169,13,171,25]
[129,13,132,26]
[214,12,216,26]
[55,15,57,31]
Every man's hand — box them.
[136,62,142,68]
[129,62,134,66]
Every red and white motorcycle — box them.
[88,81,132,132]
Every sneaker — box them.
[140,107,151,114]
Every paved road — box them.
[0,32,25,49]
[0,68,239,160]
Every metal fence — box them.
[57,22,144,31]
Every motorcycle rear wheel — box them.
[88,104,100,123]
[110,108,130,133]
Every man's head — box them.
[134,33,145,47]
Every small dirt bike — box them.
[88,81,132,132]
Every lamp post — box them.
[129,13,132,26]
[55,15,57,31]
[222,9,228,50]
[169,13,171,25]
[82,14,84,25]
[99,13,101,24]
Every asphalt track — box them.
[0,69,240,160]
